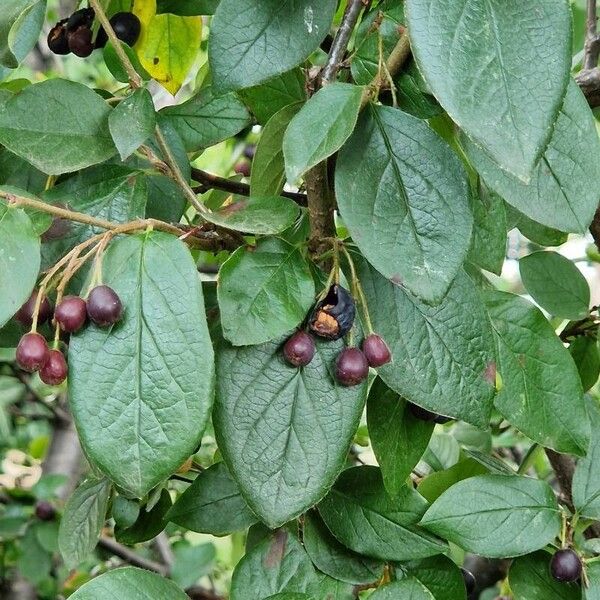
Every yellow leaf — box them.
[132,0,202,95]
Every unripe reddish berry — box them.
[283,331,315,367]
[15,290,53,328]
[16,333,50,372]
[34,501,56,521]
[335,348,369,386]
[54,296,87,333]
[39,350,68,386]
[362,334,392,367]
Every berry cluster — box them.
[47,8,141,58]
[14,285,123,386]
[283,283,392,387]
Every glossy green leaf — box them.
[585,561,600,600]
[420,474,561,558]
[0,0,45,68]
[68,232,215,497]
[417,458,489,504]
[422,434,460,472]
[210,0,336,93]
[509,551,580,600]
[367,378,434,497]
[336,105,472,303]
[486,290,589,456]
[407,0,571,180]
[573,399,600,519]
[464,81,600,232]
[218,238,314,346]
[203,196,300,235]
[157,0,219,15]
[303,512,384,585]
[112,496,139,530]
[506,203,569,247]
[283,83,363,182]
[41,166,147,270]
[170,542,215,590]
[109,89,156,160]
[160,86,251,152]
[519,251,590,320]
[370,579,434,600]
[214,336,367,528]
[0,201,40,328]
[251,103,303,197]
[167,461,258,535]
[115,489,171,544]
[570,336,600,392]
[239,68,306,125]
[402,556,467,600]
[0,147,46,195]
[0,79,116,175]
[58,477,111,569]
[358,258,496,428]
[69,567,189,599]
[318,466,447,561]
[230,530,318,599]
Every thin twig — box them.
[98,537,169,576]
[584,0,600,70]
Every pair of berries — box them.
[283,284,392,387]
[15,285,123,385]
[47,9,140,58]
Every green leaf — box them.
[585,561,600,600]
[167,461,258,535]
[422,434,460,472]
[171,542,215,590]
[115,489,171,544]
[464,81,600,232]
[509,551,580,600]
[230,530,318,599]
[112,496,139,530]
[486,290,589,456]
[218,238,314,346]
[210,0,337,93]
[370,579,434,600]
[214,336,367,528]
[468,186,507,275]
[318,466,446,561]
[283,83,363,183]
[69,567,189,599]
[157,0,219,15]
[0,79,116,175]
[519,251,590,320]
[160,86,251,152]
[239,68,306,125]
[41,166,147,270]
[0,201,40,328]
[420,474,561,558]
[573,398,600,519]
[58,477,111,569]
[202,196,300,235]
[303,512,384,585]
[336,105,472,303]
[68,232,214,497]
[0,147,46,195]
[402,556,467,600]
[358,258,496,428]
[407,0,571,181]
[0,0,45,68]
[506,203,568,247]
[109,89,156,161]
[17,523,52,585]
[570,336,600,392]
[251,103,303,197]
[417,458,489,504]
[367,378,434,497]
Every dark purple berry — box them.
[54,296,87,333]
[68,27,94,57]
[461,568,476,594]
[47,20,70,55]
[243,144,256,160]
[34,501,56,521]
[16,290,53,328]
[87,285,123,327]
[283,331,316,367]
[362,334,392,367]
[39,350,68,386]
[234,161,251,177]
[550,549,582,583]
[335,348,369,386]
[16,333,49,372]
[408,403,452,424]
[309,284,355,341]
[65,8,95,32]
[95,12,141,48]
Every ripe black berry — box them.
[283,331,315,367]
[68,27,94,57]
[95,12,141,48]
[408,403,452,424]
[87,285,123,327]
[34,501,56,521]
[65,8,95,32]
[335,348,369,386]
[550,549,582,583]
[54,296,87,333]
[16,290,53,328]
[362,334,392,367]
[16,333,49,372]
[39,350,68,386]
[461,568,476,594]
[309,284,355,341]
[47,20,70,55]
